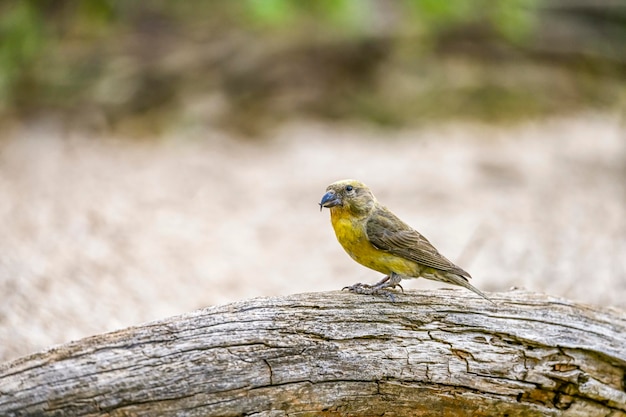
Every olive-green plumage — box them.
[320,179,491,301]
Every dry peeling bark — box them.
[1,289,625,416]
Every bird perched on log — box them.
[320,179,491,301]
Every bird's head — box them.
[319,179,376,215]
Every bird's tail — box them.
[429,272,494,303]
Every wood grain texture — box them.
[1,289,625,416]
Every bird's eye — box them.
[345,185,353,192]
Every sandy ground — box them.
[0,112,624,363]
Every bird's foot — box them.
[342,282,376,294]
[342,283,397,301]
[382,281,404,293]
[342,273,404,300]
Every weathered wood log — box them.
[1,290,625,416]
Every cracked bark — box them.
[1,290,625,417]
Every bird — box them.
[319,179,491,301]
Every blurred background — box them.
[0,1,624,362]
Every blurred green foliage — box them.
[0,0,623,134]
[0,1,44,108]
[0,1,114,108]
[244,0,537,40]
[246,0,376,33]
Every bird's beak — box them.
[319,190,341,211]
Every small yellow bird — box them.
[320,179,491,301]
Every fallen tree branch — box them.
[1,290,625,416]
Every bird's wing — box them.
[366,206,471,277]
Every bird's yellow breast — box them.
[330,208,418,276]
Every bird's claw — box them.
[342,282,400,301]
[342,283,373,293]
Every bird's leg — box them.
[342,272,403,296]
[373,272,403,292]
